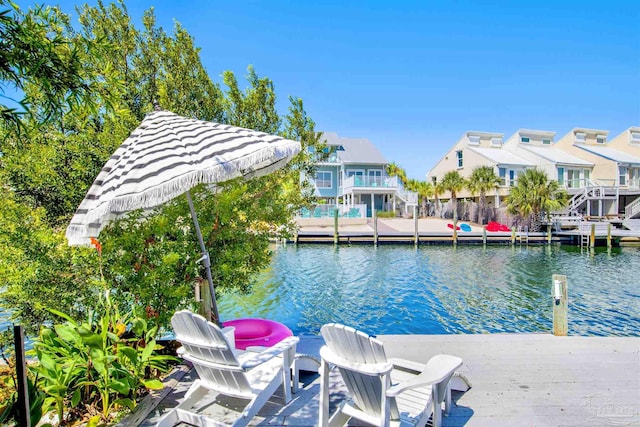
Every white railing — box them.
[298,204,367,219]
[626,197,640,219]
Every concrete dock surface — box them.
[131,333,640,427]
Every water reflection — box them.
[218,245,640,337]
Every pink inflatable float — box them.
[222,318,293,350]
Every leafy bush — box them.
[28,293,176,425]
[376,210,396,218]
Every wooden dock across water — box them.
[133,333,640,427]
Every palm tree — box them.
[468,166,502,225]
[506,168,569,231]
[432,179,445,218]
[440,171,466,223]
[386,162,408,186]
[405,179,433,217]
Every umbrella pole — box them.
[186,190,221,325]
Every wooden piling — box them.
[373,210,378,246]
[590,224,595,248]
[552,274,568,336]
[511,227,516,245]
[547,224,552,245]
[453,218,458,245]
[414,206,418,245]
[14,325,30,427]
[482,226,487,246]
[607,223,612,249]
[333,209,339,245]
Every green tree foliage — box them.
[0,0,109,134]
[0,1,322,334]
[506,168,568,231]
[440,170,466,223]
[468,166,502,225]
[386,162,407,186]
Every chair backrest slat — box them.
[172,310,251,394]
[321,323,399,419]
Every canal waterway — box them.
[219,244,640,337]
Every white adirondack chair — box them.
[157,310,299,427]
[319,323,463,427]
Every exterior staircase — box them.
[566,185,617,217]
[625,197,640,219]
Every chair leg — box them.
[319,359,330,427]
[444,382,452,416]
[431,384,442,427]
[328,407,351,427]
[234,372,284,427]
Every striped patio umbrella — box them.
[66,109,301,323]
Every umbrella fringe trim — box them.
[66,142,299,246]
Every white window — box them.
[315,171,332,188]
[575,132,586,143]
[619,167,627,186]
[631,132,640,144]
[499,167,507,186]
[557,167,564,185]
[456,150,463,168]
[596,135,606,144]
[468,135,480,145]
[347,170,365,186]
[491,137,502,147]
[368,170,382,186]
[542,139,551,145]
[520,136,530,143]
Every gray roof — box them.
[469,147,534,166]
[575,145,640,165]
[320,132,388,164]
[522,146,593,166]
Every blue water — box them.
[219,245,640,337]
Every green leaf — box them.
[113,397,135,411]
[87,415,101,427]
[140,340,155,362]
[110,379,130,395]
[118,346,138,364]
[53,324,81,344]
[71,388,81,407]
[79,331,103,349]
[142,379,164,390]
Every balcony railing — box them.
[341,175,400,193]
[299,204,367,218]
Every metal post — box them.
[552,275,568,336]
[186,190,220,325]
[14,325,30,427]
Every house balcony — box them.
[339,175,402,196]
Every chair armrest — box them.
[320,346,394,376]
[240,336,299,370]
[387,355,463,397]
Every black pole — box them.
[14,325,30,427]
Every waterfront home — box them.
[304,132,417,218]
[554,128,640,218]
[426,131,535,207]
[427,127,640,219]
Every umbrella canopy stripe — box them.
[66,110,301,246]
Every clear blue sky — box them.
[33,1,640,179]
